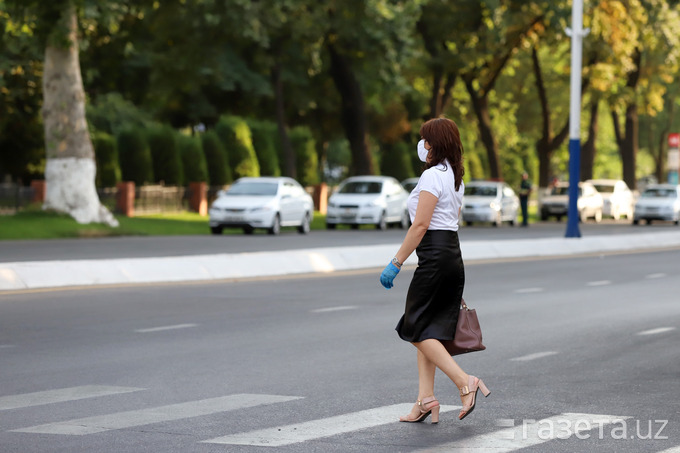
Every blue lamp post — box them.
[565,0,588,238]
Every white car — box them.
[539,181,604,222]
[401,177,419,193]
[326,176,409,230]
[462,180,519,226]
[208,177,314,235]
[633,184,680,225]
[586,179,634,220]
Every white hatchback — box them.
[208,177,314,235]
[326,176,409,230]
[539,181,604,222]
[633,184,680,225]
[462,180,519,226]
[586,179,634,220]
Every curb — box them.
[2,231,680,292]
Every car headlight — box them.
[489,201,500,210]
[368,199,383,207]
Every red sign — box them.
[668,133,680,148]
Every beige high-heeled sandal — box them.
[458,375,490,420]
[399,396,440,424]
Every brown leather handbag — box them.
[442,298,486,356]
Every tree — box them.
[8,0,117,225]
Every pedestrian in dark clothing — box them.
[519,172,532,226]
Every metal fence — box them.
[0,183,36,214]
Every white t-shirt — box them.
[407,161,464,231]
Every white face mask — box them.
[417,139,429,162]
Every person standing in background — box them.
[519,172,532,227]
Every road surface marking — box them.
[637,327,676,336]
[0,344,16,348]
[645,273,667,279]
[510,351,559,362]
[0,386,143,411]
[655,447,680,453]
[11,394,301,435]
[310,306,358,313]
[587,280,611,286]
[514,288,543,294]
[135,323,198,333]
[415,412,630,452]
[202,403,461,447]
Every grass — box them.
[0,208,333,240]
[0,204,542,241]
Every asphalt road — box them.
[1,220,679,262]
[1,248,678,452]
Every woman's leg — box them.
[414,338,477,409]
[400,349,439,421]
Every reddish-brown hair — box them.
[419,117,465,191]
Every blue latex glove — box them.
[380,262,400,289]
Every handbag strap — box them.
[461,298,469,311]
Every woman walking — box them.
[380,117,489,423]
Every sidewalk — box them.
[2,230,680,292]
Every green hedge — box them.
[147,125,184,185]
[215,115,260,178]
[248,119,280,177]
[116,127,154,185]
[202,130,231,186]
[178,135,208,183]
[92,132,121,188]
[289,126,319,186]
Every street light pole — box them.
[565,0,588,238]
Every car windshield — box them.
[339,181,383,194]
[551,186,569,196]
[227,182,278,196]
[465,186,497,197]
[641,188,677,198]
[592,184,614,193]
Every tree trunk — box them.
[271,60,296,179]
[42,3,117,226]
[622,102,638,190]
[464,78,501,180]
[327,43,373,176]
[581,99,599,181]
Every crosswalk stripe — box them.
[0,386,144,411]
[415,412,630,452]
[510,351,558,362]
[202,403,461,447]
[11,393,301,435]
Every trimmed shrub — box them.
[289,126,319,186]
[248,119,280,176]
[215,115,260,178]
[380,142,415,182]
[202,130,231,185]
[147,125,184,185]
[116,127,154,185]
[178,135,208,183]
[92,132,121,188]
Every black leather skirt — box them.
[395,230,465,343]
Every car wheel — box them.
[645,219,652,225]
[594,209,602,223]
[351,223,360,230]
[556,215,562,222]
[540,212,548,221]
[376,212,387,230]
[466,221,474,226]
[326,222,336,230]
[267,214,281,235]
[210,226,223,235]
[612,207,620,220]
[298,213,311,234]
[243,226,254,235]
[632,219,639,225]
[400,210,410,229]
